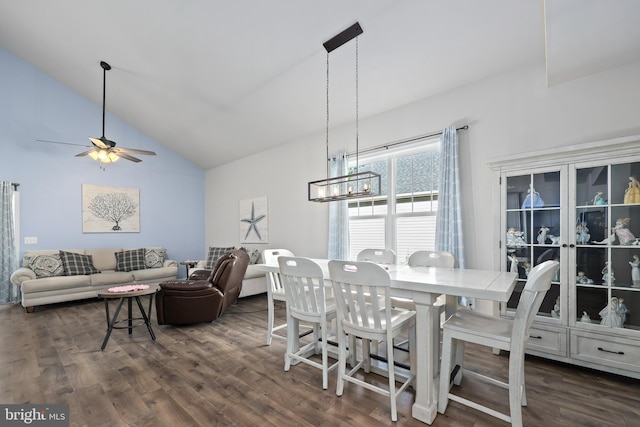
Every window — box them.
[348,138,440,262]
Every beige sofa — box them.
[10,248,178,312]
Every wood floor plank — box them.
[2,296,640,426]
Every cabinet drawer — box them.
[570,330,640,373]
[526,325,567,357]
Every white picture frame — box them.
[239,196,268,244]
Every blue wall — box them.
[0,48,205,276]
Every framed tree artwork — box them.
[239,196,268,244]
[82,184,140,233]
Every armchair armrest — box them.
[159,280,211,291]
[10,268,36,286]
[188,269,212,281]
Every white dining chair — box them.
[356,248,397,355]
[262,249,294,345]
[329,260,416,422]
[356,248,396,264]
[438,260,559,427]
[278,257,338,389]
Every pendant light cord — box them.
[355,36,359,173]
[326,52,330,179]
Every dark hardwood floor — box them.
[1,295,639,426]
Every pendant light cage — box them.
[308,22,381,203]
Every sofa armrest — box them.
[163,259,178,268]
[10,268,36,286]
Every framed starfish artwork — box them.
[239,196,268,244]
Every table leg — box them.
[134,295,156,341]
[411,293,438,425]
[101,297,126,351]
[127,296,133,334]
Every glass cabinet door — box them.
[505,170,562,319]
[574,161,640,331]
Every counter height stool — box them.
[438,260,559,427]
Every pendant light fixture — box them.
[308,22,381,202]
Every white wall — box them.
[205,60,640,268]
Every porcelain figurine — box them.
[576,222,591,244]
[592,230,616,245]
[548,235,560,245]
[537,225,550,245]
[592,191,607,205]
[630,254,640,287]
[551,297,560,318]
[580,311,591,323]
[524,261,531,278]
[506,227,526,246]
[601,262,614,284]
[509,253,519,274]
[624,175,640,204]
[576,271,593,284]
[613,217,636,245]
[599,297,625,328]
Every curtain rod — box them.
[341,125,468,158]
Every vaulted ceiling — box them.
[1,0,639,169]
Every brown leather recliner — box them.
[155,249,249,325]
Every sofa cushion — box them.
[59,251,100,276]
[205,246,234,269]
[90,271,134,286]
[145,247,166,268]
[115,248,147,272]
[132,266,179,282]
[24,253,65,278]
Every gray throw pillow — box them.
[205,246,234,269]
[24,254,65,278]
[145,248,166,268]
[59,251,100,276]
[115,248,147,272]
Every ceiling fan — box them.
[38,60,156,163]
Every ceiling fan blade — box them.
[37,139,91,148]
[116,152,143,163]
[75,150,96,157]
[89,136,111,149]
[112,147,157,156]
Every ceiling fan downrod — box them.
[100,61,111,139]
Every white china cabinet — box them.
[488,135,640,379]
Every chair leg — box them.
[386,335,398,422]
[321,321,329,390]
[336,329,347,396]
[284,315,297,371]
[438,330,453,414]
[453,340,465,386]
[267,293,275,345]
[508,350,525,427]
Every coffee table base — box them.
[100,290,156,351]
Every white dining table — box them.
[255,260,517,425]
